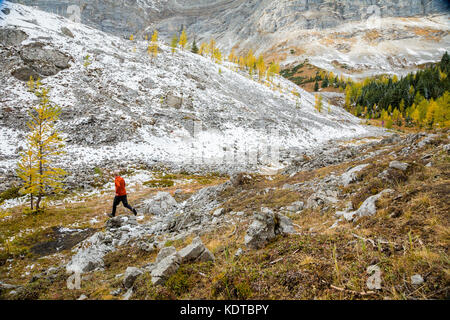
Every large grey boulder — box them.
[11,67,40,82]
[155,246,177,263]
[277,214,296,234]
[0,28,28,46]
[244,208,276,250]
[340,164,369,187]
[60,26,74,38]
[106,216,137,230]
[123,267,143,289]
[178,236,215,263]
[144,192,178,216]
[389,161,409,171]
[285,201,304,213]
[306,190,339,209]
[336,189,394,221]
[244,208,296,249]
[17,42,73,79]
[150,250,181,285]
[165,93,183,109]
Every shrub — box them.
[0,186,21,204]
[143,179,174,188]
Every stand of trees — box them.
[344,52,450,128]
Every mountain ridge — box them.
[8,0,450,78]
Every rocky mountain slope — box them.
[0,2,383,192]
[1,126,448,300]
[10,0,450,78]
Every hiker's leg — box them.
[111,196,120,216]
[122,195,135,212]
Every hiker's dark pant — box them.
[112,195,134,216]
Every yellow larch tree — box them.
[179,29,188,49]
[17,78,66,211]
[171,33,178,55]
[148,30,158,59]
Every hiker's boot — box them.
[132,208,137,216]
[107,213,114,218]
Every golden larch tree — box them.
[148,30,158,59]
[171,33,178,55]
[17,78,66,211]
[179,29,188,49]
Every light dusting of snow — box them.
[0,2,385,188]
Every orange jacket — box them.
[115,176,127,196]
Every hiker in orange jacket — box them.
[108,171,137,218]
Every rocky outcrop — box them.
[165,93,183,109]
[284,201,304,213]
[66,216,159,273]
[336,189,394,221]
[0,28,28,47]
[150,246,181,285]
[178,236,214,263]
[4,39,73,81]
[244,208,296,249]
[389,161,409,171]
[340,164,369,187]
[144,192,178,216]
[123,267,143,289]
[19,42,73,77]
[306,190,339,210]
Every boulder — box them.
[150,252,181,285]
[0,28,28,46]
[340,164,369,187]
[379,134,401,145]
[106,216,137,230]
[178,236,215,263]
[336,189,394,221]
[417,135,438,148]
[411,274,424,285]
[165,93,183,109]
[11,66,40,82]
[123,267,142,289]
[197,249,215,262]
[244,208,295,249]
[244,208,276,250]
[277,214,296,234]
[60,27,74,38]
[144,192,178,216]
[389,161,409,171]
[285,201,304,213]
[155,246,177,264]
[306,190,338,209]
[230,172,252,187]
[17,42,73,79]
[213,208,224,217]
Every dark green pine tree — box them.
[440,51,449,73]
[314,81,319,92]
[191,38,199,54]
